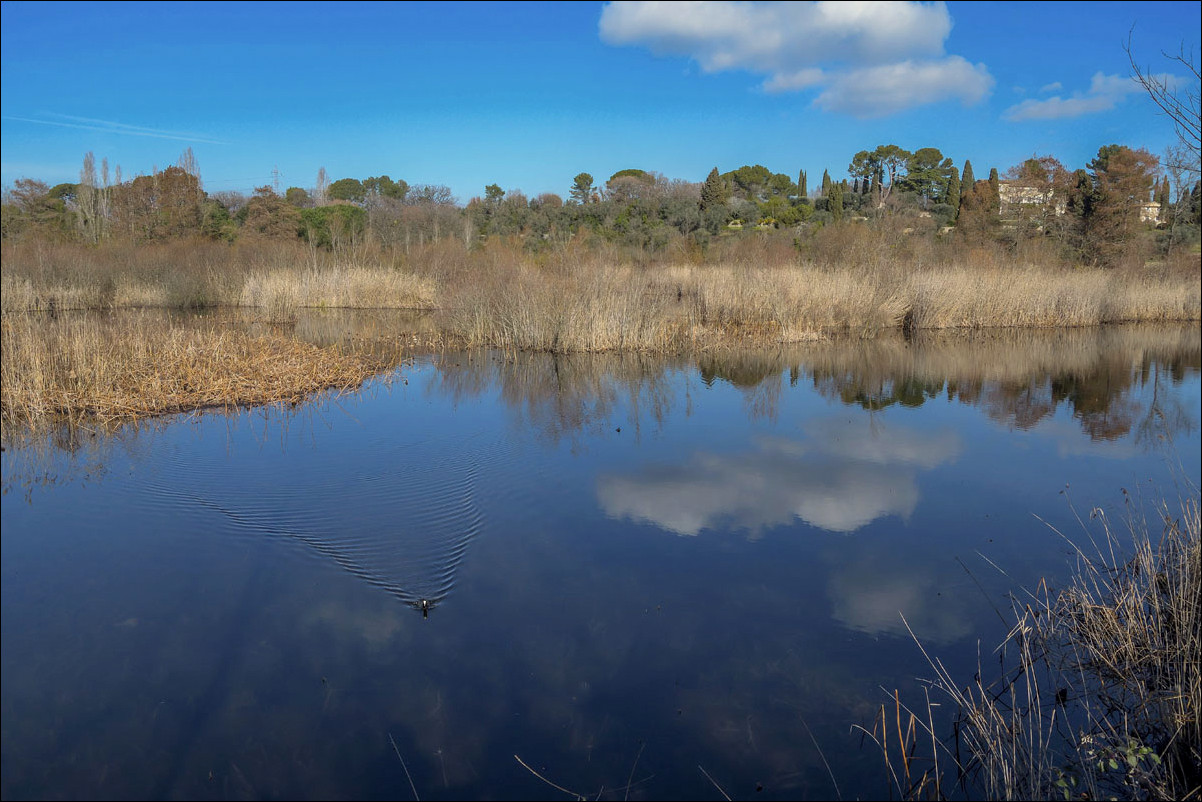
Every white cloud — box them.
[814,57,994,118]
[1004,72,1142,121]
[1039,81,1063,93]
[598,1,992,117]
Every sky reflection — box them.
[598,417,962,535]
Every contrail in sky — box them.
[2,113,229,145]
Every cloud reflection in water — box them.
[598,417,962,535]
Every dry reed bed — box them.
[0,313,396,432]
[868,491,1201,801]
[239,265,437,317]
[2,238,1198,352]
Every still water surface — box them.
[2,319,1199,800]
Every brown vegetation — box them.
[2,230,1198,353]
[1,225,1197,430]
[0,311,402,434]
[866,491,1201,801]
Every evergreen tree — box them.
[946,166,961,218]
[569,172,594,205]
[821,169,831,196]
[960,160,975,214]
[798,170,808,199]
[1157,176,1171,210]
[699,167,727,210]
[988,167,1000,214]
[829,182,844,222]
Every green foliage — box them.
[960,160,975,210]
[285,186,311,207]
[362,175,408,201]
[721,164,795,202]
[201,199,237,242]
[569,172,594,205]
[828,182,843,222]
[946,166,961,217]
[902,148,952,205]
[484,184,505,204]
[1,178,72,241]
[699,167,728,211]
[328,177,365,204]
[609,168,650,183]
[299,204,367,248]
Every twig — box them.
[514,754,585,801]
[799,713,841,800]
[388,732,420,802]
[697,764,731,801]
[624,741,645,802]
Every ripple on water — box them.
[142,428,528,615]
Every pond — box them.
[2,317,1199,801]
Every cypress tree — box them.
[988,167,1000,215]
[798,170,807,199]
[700,167,726,211]
[821,169,831,197]
[829,182,844,221]
[1157,176,1170,210]
[946,166,961,218]
[960,160,975,214]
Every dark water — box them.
[3,319,1199,801]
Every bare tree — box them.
[76,152,104,243]
[1126,32,1201,174]
[315,167,329,207]
[177,147,204,203]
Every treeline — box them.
[2,143,1199,268]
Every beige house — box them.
[998,181,1066,216]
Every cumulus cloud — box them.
[814,56,993,117]
[1039,81,1063,93]
[598,0,993,117]
[1004,72,1143,121]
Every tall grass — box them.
[865,489,1201,801]
[0,311,397,434]
[2,232,1199,351]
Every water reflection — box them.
[598,419,961,535]
[2,319,1199,801]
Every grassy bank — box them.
[2,234,1197,430]
[868,490,1201,800]
[0,311,401,434]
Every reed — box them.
[2,237,1198,350]
[0,311,397,433]
[865,488,1201,801]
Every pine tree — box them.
[699,167,727,210]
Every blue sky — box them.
[2,1,1198,202]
